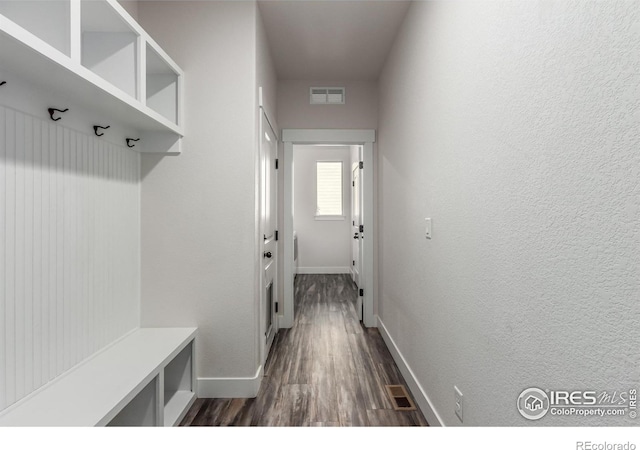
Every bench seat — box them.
[0,327,197,427]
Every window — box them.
[316,161,343,217]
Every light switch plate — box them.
[425,218,432,239]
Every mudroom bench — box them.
[0,327,197,427]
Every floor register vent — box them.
[310,87,345,104]
[385,385,417,411]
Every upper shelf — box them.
[0,0,183,153]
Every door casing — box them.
[259,104,278,367]
[281,129,376,328]
[351,156,362,288]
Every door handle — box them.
[353,233,359,240]
[263,251,272,259]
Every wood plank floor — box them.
[181,274,428,427]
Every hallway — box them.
[180,274,427,426]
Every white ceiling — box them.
[258,0,411,81]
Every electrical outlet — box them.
[454,386,463,422]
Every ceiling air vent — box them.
[310,87,345,105]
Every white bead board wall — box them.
[0,104,141,412]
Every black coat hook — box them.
[126,138,140,148]
[93,125,110,137]
[0,81,6,87]
[48,108,69,121]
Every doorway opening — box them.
[292,147,358,271]
[281,129,376,329]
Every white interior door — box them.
[351,164,361,287]
[260,109,278,363]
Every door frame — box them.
[351,155,362,288]
[259,102,278,367]
[281,129,376,328]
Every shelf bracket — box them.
[48,108,69,121]
[126,138,140,148]
[93,125,111,137]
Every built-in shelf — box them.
[81,0,139,99]
[163,341,195,426]
[0,328,197,427]
[0,0,184,154]
[0,0,70,56]
[146,43,179,125]
[164,391,196,427]
[107,376,159,427]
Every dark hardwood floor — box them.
[181,274,428,426]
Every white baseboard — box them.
[377,316,444,427]
[296,266,350,274]
[197,365,263,399]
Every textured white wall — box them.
[257,4,278,127]
[293,145,352,273]
[277,80,377,130]
[378,1,640,426]
[137,1,260,380]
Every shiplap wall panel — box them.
[0,105,141,412]
[0,106,5,410]
[32,120,42,392]
[24,113,34,399]
[16,111,25,402]
[6,108,16,407]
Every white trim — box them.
[197,365,263,399]
[282,129,375,144]
[314,215,346,221]
[282,129,376,329]
[361,142,375,327]
[296,267,351,275]
[282,141,295,329]
[377,317,444,427]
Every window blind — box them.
[316,161,343,216]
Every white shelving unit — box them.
[81,0,139,99]
[107,376,160,427]
[163,342,195,426]
[146,43,179,125]
[0,0,183,154]
[0,0,71,56]
[0,328,197,427]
